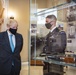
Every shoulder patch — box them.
[59,31,66,34]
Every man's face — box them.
[7,21,18,35]
[46,18,53,24]
[9,22,18,30]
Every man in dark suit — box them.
[43,15,66,75]
[0,19,23,75]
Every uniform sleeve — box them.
[57,31,67,53]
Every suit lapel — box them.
[47,28,59,41]
[51,28,59,35]
[4,31,12,52]
[4,31,20,53]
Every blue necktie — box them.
[10,35,14,65]
[10,35,14,52]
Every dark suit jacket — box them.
[43,28,66,54]
[0,31,23,74]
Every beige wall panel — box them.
[47,0,68,8]
[32,0,47,9]
[57,8,67,22]
[47,0,58,8]
[9,0,30,61]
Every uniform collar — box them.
[50,26,57,32]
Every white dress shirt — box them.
[7,31,16,48]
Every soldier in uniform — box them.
[43,15,66,75]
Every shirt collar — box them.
[7,30,14,36]
[50,26,57,32]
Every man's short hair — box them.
[46,15,57,20]
[7,19,18,26]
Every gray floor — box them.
[64,66,76,75]
[43,66,76,75]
